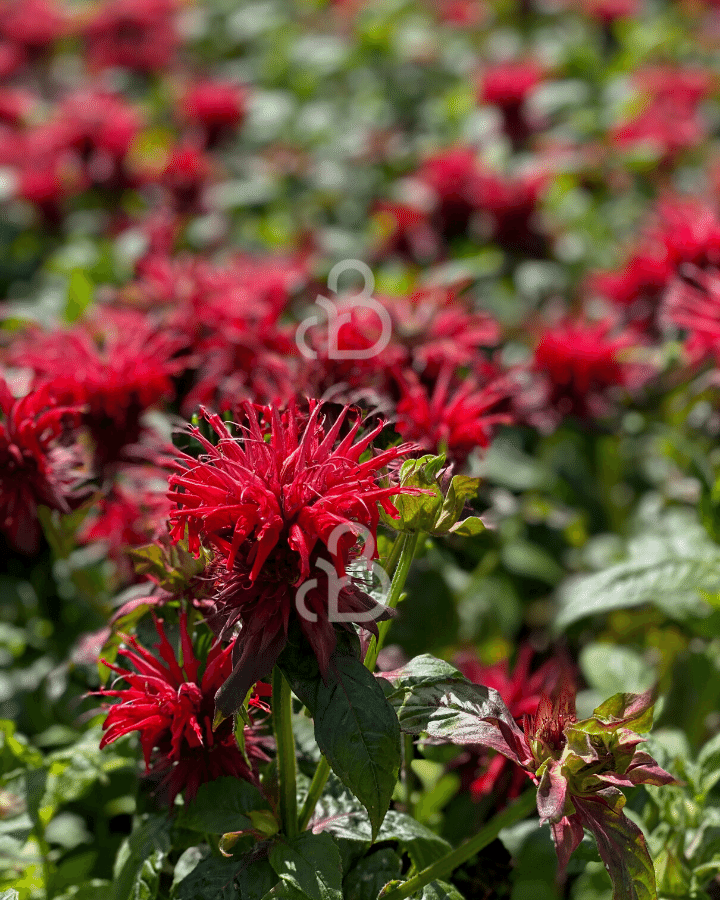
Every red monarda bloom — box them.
[11,310,186,470]
[662,267,720,364]
[0,378,86,554]
[168,402,418,716]
[478,61,544,145]
[83,0,178,73]
[394,365,513,467]
[98,613,270,805]
[181,80,249,146]
[533,318,648,420]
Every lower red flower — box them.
[98,613,270,805]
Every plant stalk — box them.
[272,666,298,839]
[364,531,419,672]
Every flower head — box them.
[98,612,270,805]
[11,309,186,470]
[83,0,178,73]
[0,378,87,554]
[394,365,513,467]
[181,80,248,146]
[483,687,677,891]
[532,317,648,421]
[168,402,419,716]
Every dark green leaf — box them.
[176,777,269,835]
[343,849,402,900]
[380,655,516,747]
[312,777,451,870]
[279,633,400,840]
[574,791,657,900]
[173,849,277,900]
[269,832,343,900]
[112,816,171,900]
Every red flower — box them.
[662,267,720,364]
[478,61,544,145]
[579,0,641,21]
[11,310,186,471]
[98,613,270,805]
[0,378,87,554]
[610,70,712,163]
[453,645,568,802]
[83,0,178,73]
[78,467,171,582]
[168,402,418,716]
[532,318,648,420]
[181,80,249,146]
[389,288,501,379]
[0,0,67,53]
[394,365,513,467]
[590,197,720,328]
[0,87,35,126]
[53,90,144,189]
[158,142,214,211]
[470,166,547,256]
[417,148,481,240]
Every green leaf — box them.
[172,850,278,900]
[380,654,517,745]
[343,849,402,900]
[588,690,655,734]
[279,634,401,841]
[379,456,482,536]
[412,882,467,899]
[176,777,269,835]
[112,816,171,900]
[54,881,114,900]
[555,515,720,630]
[0,720,43,778]
[311,776,451,869]
[269,832,343,900]
[579,644,655,698]
[65,270,94,323]
[697,732,720,797]
[0,891,20,900]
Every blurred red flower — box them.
[0,378,87,554]
[533,318,649,420]
[83,0,178,73]
[395,365,513,466]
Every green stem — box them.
[364,531,419,673]
[383,532,405,579]
[380,789,537,900]
[297,531,420,831]
[297,756,331,832]
[403,733,414,816]
[272,667,298,839]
